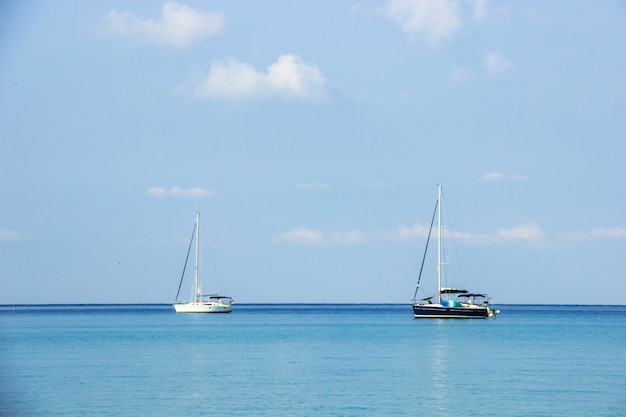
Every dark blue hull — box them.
[413,304,492,318]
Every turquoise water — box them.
[1,304,625,416]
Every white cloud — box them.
[470,0,488,20]
[451,66,472,83]
[495,223,544,242]
[296,182,331,191]
[329,230,368,244]
[574,227,626,240]
[275,227,326,246]
[484,51,513,74]
[384,0,488,46]
[275,227,368,246]
[100,2,223,48]
[385,0,461,46]
[147,186,214,198]
[589,228,626,239]
[481,172,529,182]
[193,55,326,101]
[481,171,505,181]
[391,223,433,239]
[277,223,625,248]
[391,222,545,246]
[0,229,29,242]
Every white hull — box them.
[173,302,232,313]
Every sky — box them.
[1,0,625,305]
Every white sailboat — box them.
[173,212,233,313]
[411,185,500,319]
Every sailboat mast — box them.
[437,184,442,303]
[194,211,200,302]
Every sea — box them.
[1,304,625,417]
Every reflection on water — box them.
[430,321,452,413]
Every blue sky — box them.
[1,0,625,305]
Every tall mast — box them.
[194,211,200,302]
[437,184,442,303]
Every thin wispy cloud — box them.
[570,227,626,240]
[384,0,488,46]
[275,227,367,246]
[192,55,326,101]
[589,227,626,239]
[484,51,513,74]
[296,182,331,191]
[147,186,215,198]
[481,171,506,181]
[481,172,529,182]
[451,66,473,83]
[100,2,223,48]
[394,222,626,249]
[471,0,488,20]
[0,229,30,242]
[391,222,545,246]
[392,223,432,239]
[329,230,368,244]
[494,223,544,242]
[275,227,325,245]
[285,219,626,249]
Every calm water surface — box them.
[1,304,625,416]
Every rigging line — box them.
[175,222,197,302]
[413,196,439,302]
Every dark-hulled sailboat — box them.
[411,185,500,319]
